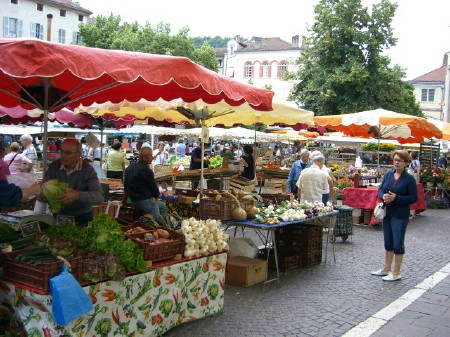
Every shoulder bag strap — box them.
[8,153,19,167]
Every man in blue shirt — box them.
[286,149,311,197]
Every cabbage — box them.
[42,179,70,213]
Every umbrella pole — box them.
[42,78,50,173]
[377,134,381,169]
[200,119,205,197]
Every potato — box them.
[156,228,170,239]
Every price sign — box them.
[20,221,41,237]
[57,215,75,226]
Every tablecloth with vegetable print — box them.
[0,252,226,337]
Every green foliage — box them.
[0,223,18,243]
[78,15,217,71]
[192,36,231,48]
[289,0,422,116]
[192,42,219,72]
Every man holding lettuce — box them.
[41,138,104,225]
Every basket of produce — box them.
[2,247,82,292]
[125,227,185,262]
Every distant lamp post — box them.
[46,14,53,41]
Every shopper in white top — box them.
[296,155,328,204]
[310,150,333,204]
[152,142,169,165]
[20,134,37,173]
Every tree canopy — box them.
[78,15,218,72]
[289,0,422,116]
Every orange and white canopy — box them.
[314,108,442,144]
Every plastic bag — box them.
[228,237,259,258]
[50,265,93,325]
[6,172,37,189]
[374,202,386,221]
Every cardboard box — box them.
[226,256,267,287]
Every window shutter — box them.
[72,31,77,44]
[18,19,23,37]
[3,17,8,37]
[31,22,35,37]
[39,24,44,40]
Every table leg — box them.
[263,229,279,285]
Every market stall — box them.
[0,253,226,336]
[342,184,427,225]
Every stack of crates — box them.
[269,225,323,271]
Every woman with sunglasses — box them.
[371,150,418,281]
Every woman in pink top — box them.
[0,137,10,181]
[3,142,33,174]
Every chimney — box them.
[46,14,53,41]
[292,35,299,48]
[254,37,262,49]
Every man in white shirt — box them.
[296,155,328,204]
[20,134,37,174]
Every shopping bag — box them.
[374,202,386,221]
[50,265,93,325]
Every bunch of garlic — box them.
[180,218,229,258]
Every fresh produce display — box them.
[13,248,59,265]
[171,156,191,167]
[208,155,223,168]
[41,179,70,213]
[0,223,19,243]
[253,200,334,224]
[136,212,183,230]
[47,214,148,275]
[3,237,37,252]
[180,218,229,257]
[132,228,175,245]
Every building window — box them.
[262,62,270,78]
[78,15,84,22]
[31,23,44,40]
[278,62,287,78]
[3,17,23,38]
[421,88,435,102]
[11,0,18,4]
[60,9,66,17]
[244,62,253,78]
[58,29,66,43]
[37,3,43,11]
[73,31,82,44]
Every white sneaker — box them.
[382,273,402,281]
[371,269,389,276]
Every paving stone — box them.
[407,301,448,316]
[163,209,450,337]
[372,321,432,337]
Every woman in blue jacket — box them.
[372,150,418,281]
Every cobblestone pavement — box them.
[164,209,450,337]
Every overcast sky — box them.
[80,0,450,80]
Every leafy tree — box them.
[289,0,422,116]
[192,42,219,72]
[78,16,216,71]
[192,36,231,48]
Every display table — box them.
[342,184,427,224]
[155,168,237,190]
[0,253,226,336]
[223,211,339,283]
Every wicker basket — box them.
[2,249,82,292]
[126,227,185,262]
[260,193,293,205]
[118,205,142,223]
[199,198,254,220]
